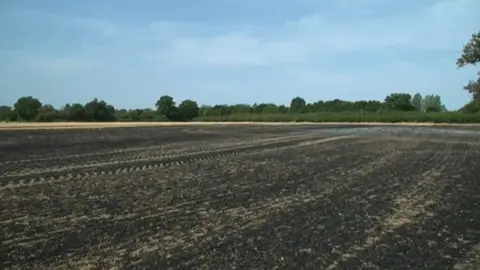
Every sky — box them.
[1,0,479,110]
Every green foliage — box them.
[64,103,87,121]
[459,100,480,113]
[35,105,58,122]
[84,98,116,122]
[155,95,179,120]
[178,99,199,121]
[457,31,480,102]
[290,97,307,113]
[411,93,422,111]
[195,111,480,123]
[3,92,479,124]
[421,94,446,112]
[384,93,415,111]
[13,96,42,121]
[0,106,16,121]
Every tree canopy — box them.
[0,91,460,124]
[457,31,480,102]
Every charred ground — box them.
[1,124,479,269]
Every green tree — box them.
[13,96,42,121]
[155,95,178,120]
[63,103,87,121]
[421,95,445,112]
[231,104,252,114]
[411,93,423,111]
[35,104,58,122]
[124,109,143,121]
[84,98,116,121]
[178,99,199,120]
[290,96,306,113]
[384,93,415,111]
[363,100,383,112]
[261,103,280,114]
[459,100,480,113]
[457,31,480,102]
[0,106,16,121]
[139,108,158,121]
[115,109,129,121]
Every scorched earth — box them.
[0,124,479,269]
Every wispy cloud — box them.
[143,0,479,68]
[0,0,479,109]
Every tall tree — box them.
[178,99,199,120]
[155,95,178,120]
[84,98,116,121]
[13,96,42,121]
[459,100,480,113]
[66,103,87,121]
[0,106,16,121]
[384,93,415,111]
[411,93,423,111]
[457,31,480,102]
[421,94,445,112]
[290,97,306,113]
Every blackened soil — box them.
[1,125,479,270]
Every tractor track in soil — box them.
[0,134,353,189]
[0,136,366,226]
[0,133,314,174]
[0,137,385,229]
[0,132,298,167]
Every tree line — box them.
[1,92,479,123]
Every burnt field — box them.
[1,124,480,269]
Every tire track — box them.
[0,135,354,190]
[0,137,372,227]
[0,134,305,174]
[0,137,372,233]
[0,137,393,268]
[0,136,362,229]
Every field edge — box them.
[1,121,480,130]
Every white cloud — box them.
[9,0,479,68]
[1,0,479,109]
[144,0,479,68]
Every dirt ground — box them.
[1,125,479,269]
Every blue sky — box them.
[1,0,479,110]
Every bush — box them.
[194,112,480,123]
